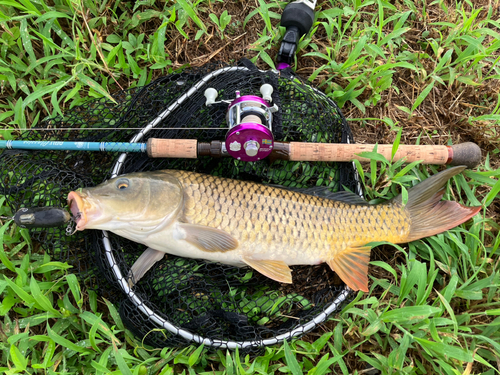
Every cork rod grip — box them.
[147,139,198,158]
[146,139,481,168]
[288,143,454,165]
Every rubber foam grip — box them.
[449,142,481,169]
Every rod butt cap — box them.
[449,142,481,168]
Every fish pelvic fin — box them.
[242,255,292,284]
[128,247,166,287]
[327,245,371,292]
[394,166,481,242]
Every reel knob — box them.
[260,84,274,102]
[204,88,218,106]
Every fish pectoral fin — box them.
[327,245,371,292]
[242,255,292,284]
[179,223,238,252]
[128,247,166,287]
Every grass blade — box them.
[76,72,116,103]
[283,340,302,375]
[411,81,435,113]
[381,306,440,323]
[47,325,92,354]
[176,0,207,32]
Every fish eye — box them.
[116,178,130,190]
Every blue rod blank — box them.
[0,140,147,153]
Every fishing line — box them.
[14,127,230,131]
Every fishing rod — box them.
[0,79,481,168]
[0,138,482,168]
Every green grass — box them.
[1,0,500,374]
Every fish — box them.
[67,166,481,292]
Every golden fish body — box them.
[169,170,410,265]
[68,167,480,291]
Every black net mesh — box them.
[0,60,360,349]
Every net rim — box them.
[100,65,355,348]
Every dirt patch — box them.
[165,1,498,161]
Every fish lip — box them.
[67,191,87,230]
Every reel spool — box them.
[204,84,278,162]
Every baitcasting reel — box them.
[204,84,278,162]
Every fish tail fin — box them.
[397,166,481,242]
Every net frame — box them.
[0,60,362,349]
[104,65,357,349]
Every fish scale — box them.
[172,170,412,263]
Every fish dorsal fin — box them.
[179,223,239,252]
[324,191,368,205]
[327,245,371,292]
[242,255,292,283]
[270,185,367,205]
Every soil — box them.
[162,1,498,371]
[158,1,499,161]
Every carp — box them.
[68,166,480,291]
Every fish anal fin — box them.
[128,247,166,287]
[242,255,292,284]
[179,223,239,252]
[327,245,371,292]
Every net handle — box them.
[146,139,481,168]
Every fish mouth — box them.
[67,191,87,230]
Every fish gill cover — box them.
[0,60,360,349]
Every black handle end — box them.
[280,2,315,36]
[449,142,482,169]
[277,2,316,65]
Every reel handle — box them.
[146,139,481,168]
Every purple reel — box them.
[224,88,276,162]
[226,121,274,162]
